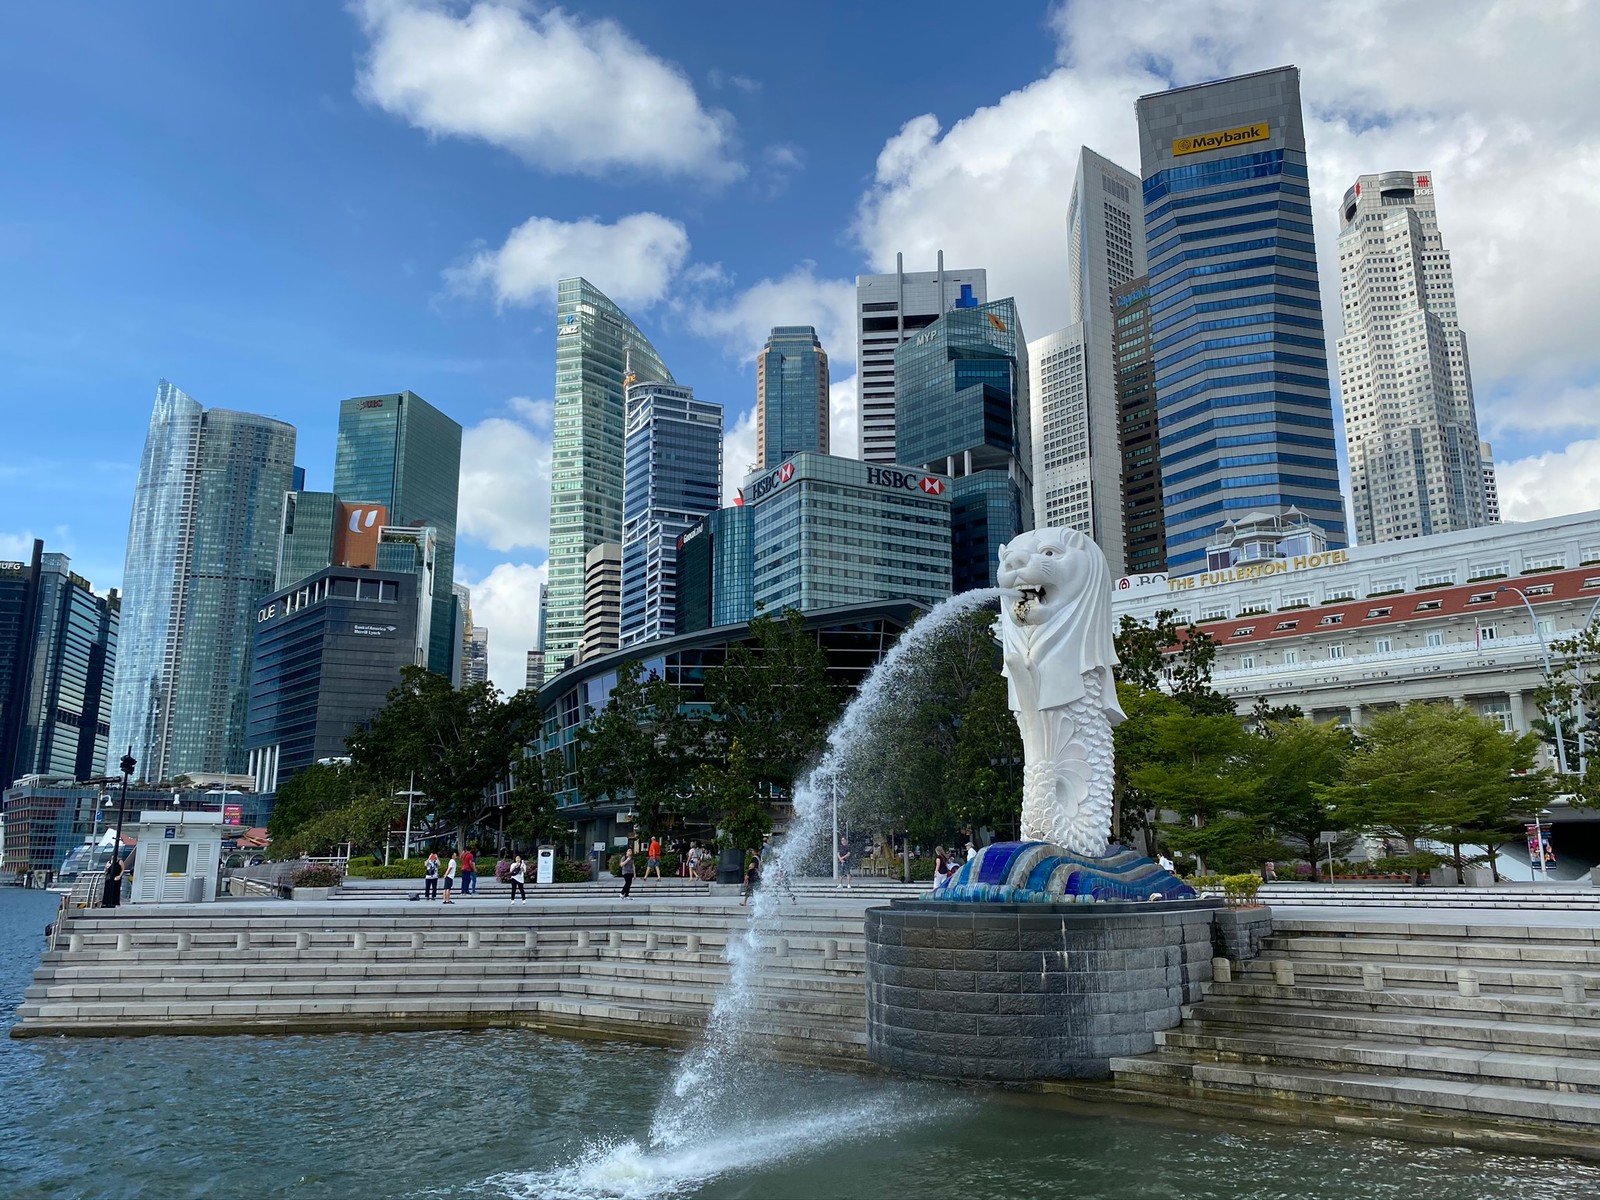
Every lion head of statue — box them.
[996,526,1123,719]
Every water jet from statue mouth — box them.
[1013,586,1045,622]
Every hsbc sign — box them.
[867,467,946,496]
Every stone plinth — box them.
[866,897,1221,1081]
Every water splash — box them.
[647,588,1004,1150]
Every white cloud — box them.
[1496,439,1600,525]
[456,561,548,695]
[458,400,551,553]
[0,531,38,560]
[828,374,858,464]
[721,405,759,503]
[683,264,857,365]
[855,0,1600,446]
[354,0,741,180]
[446,212,690,309]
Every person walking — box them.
[836,835,852,889]
[646,836,662,880]
[101,853,124,909]
[619,847,635,898]
[508,854,527,902]
[461,847,477,895]
[442,852,458,903]
[741,848,762,907]
[424,852,440,901]
[933,846,955,890]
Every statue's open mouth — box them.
[1014,585,1046,622]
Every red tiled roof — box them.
[1193,565,1600,648]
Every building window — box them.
[1274,620,1299,631]
[1375,637,1392,653]
[1538,619,1554,636]
[1415,600,1442,612]
[1328,644,1345,659]
[1372,577,1405,593]
[1318,614,1343,626]
[1232,626,1256,637]
[1426,632,1444,647]
[1418,570,1455,587]
[1283,649,1299,664]
[1478,625,1496,643]
[1469,561,1508,578]
[1282,593,1312,608]
[1201,606,1230,621]
[1525,584,1554,597]
[1239,654,1255,669]
[1365,606,1392,619]
[1524,553,1566,571]
[1468,592,1496,605]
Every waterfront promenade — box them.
[15,879,1600,1158]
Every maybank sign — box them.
[1117,548,1350,594]
[1172,122,1270,157]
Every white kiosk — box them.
[127,810,225,904]
[535,846,555,885]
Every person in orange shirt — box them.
[645,835,662,879]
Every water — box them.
[649,589,1005,1150]
[5,890,1600,1198]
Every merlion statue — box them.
[996,527,1124,857]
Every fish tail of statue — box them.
[1018,697,1112,857]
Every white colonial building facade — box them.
[1112,509,1600,743]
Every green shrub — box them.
[608,851,681,875]
[908,857,936,882]
[346,857,429,879]
[346,855,378,869]
[1220,873,1262,906]
[1185,873,1224,892]
[552,858,591,884]
[292,865,343,888]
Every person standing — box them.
[101,853,124,909]
[619,847,635,898]
[646,835,662,880]
[424,852,440,901]
[442,852,458,903]
[836,835,852,890]
[508,854,527,903]
[933,847,954,890]
[741,848,762,907]
[461,847,477,895]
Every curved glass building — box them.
[544,278,675,681]
[109,380,296,781]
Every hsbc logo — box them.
[867,467,948,497]
[779,462,795,483]
[359,399,384,409]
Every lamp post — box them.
[397,771,425,862]
[831,777,839,884]
[1499,586,1568,774]
[1531,809,1552,883]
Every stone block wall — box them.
[866,898,1220,1081]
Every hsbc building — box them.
[743,452,952,614]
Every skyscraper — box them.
[581,543,622,662]
[545,278,675,680]
[895,297,1033,592]
[1480,442,1501,524]
[756,326,830,468]
[856,254,987,463]
[333,390,461,675]
[676,505,755,635]
[1336,170,1488,543]
[1032,148,1149,561]
[1136,67,1347,570]
[745,454,951,614]
[0,541,119,787]
[619,381,722,647]
[110,380,295,781]
[1113,276,1167,575]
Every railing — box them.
[1212,626,1580,684]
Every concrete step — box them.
[1108,1051,1600,1129]
[1156,1027,1600,1093]
[1183,1000,1600,1057]
[1236,956,1600,996]
[1258,934,1600,968]
[1207,978,1600,1024]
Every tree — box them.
[1129,709,1260,873]
[1317,703,1554,879]
[1114,609,1232,715]
[576,659,692,836]
[505,749,567,848]
[267,761,359,844]
[692,738,769,851]
[1245,718,1356,874]
[703,608,843,799]
[345,667,538,849]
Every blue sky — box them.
[5,1,1599,689]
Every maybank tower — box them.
[1136,66,1347,572]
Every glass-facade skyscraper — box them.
[109,380,296,782]
[545,278,675,680]
[620,381,722,647]
[1136,66,1346,570]
[756,326,829,469]
[675,505,755,635]
[0,540,119,788]
[333,391,461,676]
[895,298,1033,592]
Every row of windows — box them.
[1164,450,1337,487]
[1152,287,1325,338]
[1150,269,1323,322]
[1149,224,1317,277]
[1142,150,1307,206]
[1157,367,1330,414]
[1147,196,1315,243]
[1155,330,1329,376]
[1161,427,1336,469]
[1151,307,1323,355]
[1144,177,1310,226]
[1165,470,1338,507]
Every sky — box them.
[4,1,1600,694]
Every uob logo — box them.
[348,508,381,533]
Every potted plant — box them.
[291,864,342,901]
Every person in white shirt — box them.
[509,854,527,902]
[442,853,458,903]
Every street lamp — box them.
[1499,586,1568,774]
[396,771,425,862]
[1530,808,1554,883]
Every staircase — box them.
[1106,911,1600,1156]
[12,899,872,1062]
[332,876,925,902]
[1257,882,1600,910]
